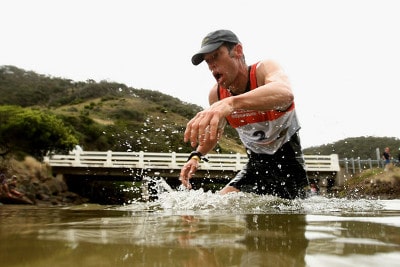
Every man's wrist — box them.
[190,155,201,162]
[187,151,208,162]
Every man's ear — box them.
[234,43,244,58]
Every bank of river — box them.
[0,156,88,206]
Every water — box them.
[1,191,399,267]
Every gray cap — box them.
[191,29,240,65]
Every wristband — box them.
[187,151,209,162]
[190,155,201,162]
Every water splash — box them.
[118,189,385,215]
[157,188,299,213]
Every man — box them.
[179,29,309,199]
[382,147,391,168]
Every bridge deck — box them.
[45,151,340,175]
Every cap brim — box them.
[191,42,223,65]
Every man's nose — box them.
[209,64,217,73]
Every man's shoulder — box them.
[255,59,282,70]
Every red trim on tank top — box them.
[219,63,295,128]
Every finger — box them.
[216,127,224,140]
[183,175,192,189]
[184,118,195,143]
[179,171,190,187]
[190,125,199,148]
[192,113,208,142]
[208,115,221,141]
[196,114,212,146]
[185,114,204,147]
[179,162,197,188]
[180,177,191,189]
[199,125,210,146]
[179,165,189,180]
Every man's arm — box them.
[230,60,294,112]
[180,86,223,188]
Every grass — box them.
[340,164,400,199]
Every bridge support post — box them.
[235,153,243,170]
[105,150,112,167]
[138,151,144,168]
[72,151,81,166]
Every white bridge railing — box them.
[44,151,340,172]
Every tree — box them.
[0,105,78,160]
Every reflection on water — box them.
[0,192,399,267]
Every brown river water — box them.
[1,190,399,267]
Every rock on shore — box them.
[0,156,88,205]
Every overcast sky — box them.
[1,0,399,148]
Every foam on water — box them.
[119,188,386,215]
[157,188,299,213]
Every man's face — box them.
[204,45,238,87]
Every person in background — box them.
[0,174,23,199]
[397,147,400,166]
[7,175,24,198]
[0,174,34,204]
[179,29,309,199]
[0,173,10,197]
[382,147,391,167]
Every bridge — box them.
[44,151,340,185]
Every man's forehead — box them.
[204,46,226,58]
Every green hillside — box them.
[303,136,400,160]
[0,65,243,155]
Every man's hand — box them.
[184,100,232,148]
[179,158,200,189]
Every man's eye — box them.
[206,54,217,64]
